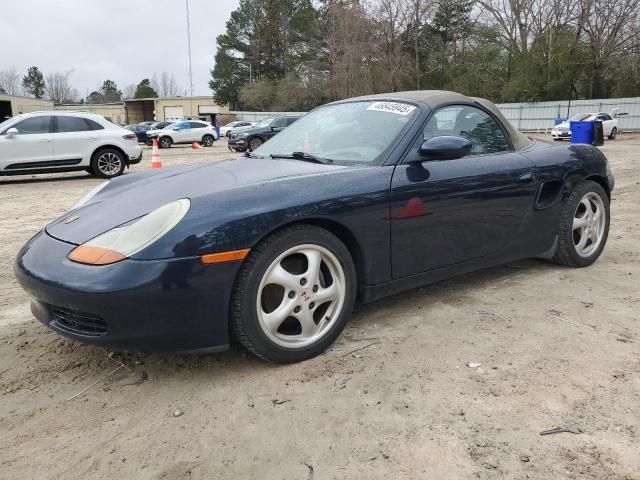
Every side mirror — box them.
[271,126,282,132]
[418,135,472,161]
[6,128,18,137]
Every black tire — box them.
[231,224,357,363]
[608,127,617,140]
[159,136,172,149]
[552,180,610,267]
[248,136,263,151]
[202,134,215,147]
[90,148,126,179]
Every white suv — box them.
[146,120,218,148]
[0,111,142,178]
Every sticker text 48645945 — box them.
[366,102,417,116]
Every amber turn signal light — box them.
[201,248,250,264]
[68,245,127,265]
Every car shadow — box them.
[351,257,557,323]
[17,257,561,387]
[0,173,95,186]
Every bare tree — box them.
[45,70,76,104]
[151,72,181,97]
[123,83,137,99]
[0,67,22,96]
[579,0,640,97]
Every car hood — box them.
[46,157,347,245]
[147,129,166,135]
[554,122,570,129]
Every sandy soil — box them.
[0,137,638,479]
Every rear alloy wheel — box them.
[248,137,263,151]
[159,136,172,149]
[91,148,125,179]
[552,180,610,267]
[231,225,356,363]
[608,127,617,140]
[202,134,215,147]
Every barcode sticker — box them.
[366,102,416,116]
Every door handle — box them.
[39,139,51,143]
[86,136,98,140]
[517,172,535,183]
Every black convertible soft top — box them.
[348,90,532,151]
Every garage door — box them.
[164,106,184,121]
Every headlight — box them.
[69,181,109,211]
[237,132,249,138]
[68,199,190,265]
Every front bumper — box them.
[551,130,570,139]
[228,137,247,150]
[14,230,239,352]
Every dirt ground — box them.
[0,136,638,480]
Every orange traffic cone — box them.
[151,138,163,168]
[192,142,203,149]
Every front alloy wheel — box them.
[231,224,356,363]
[248,137,263,151]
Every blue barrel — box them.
[570,121,594,144]
[554,118,565,125]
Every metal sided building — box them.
[0,94,54,120]
[124,97,230,125]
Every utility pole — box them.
[185,0,194,114]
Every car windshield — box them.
[254,118,275,128]
[569,113,595,121]
[253,101,419,166]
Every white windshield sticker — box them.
[366,102,416,116]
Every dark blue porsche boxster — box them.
[15,91,614,363]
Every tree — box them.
[134,78,158,98]
[86,91,105,104]
[152,72,181,97]
[123,83,137,99]
[22,66,46,98]
[101,79,122,102]
[0,67,21,96]
[45,70,77,103]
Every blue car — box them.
[125,124,151,144]
[15,90,614,363]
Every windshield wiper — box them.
[269,152,333,164]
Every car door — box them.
[390,104,537,278]
[53,115,101,165]
[189,122,207,141]
[265,117,287,140]
[172,121,191,142]
[0,115,54,171]
[597,114,613,136]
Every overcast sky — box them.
[0,0,240,97]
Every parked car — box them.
[125,124,152,143]
[15,90,613,363]
[551,110,619,141]
[228,116,300,151]
[150,121,172,130]
[146,120,218,148]
[219,120,256,138]
[0,111,142,178]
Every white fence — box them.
[496,97,640,132]
[233,96,640,132]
